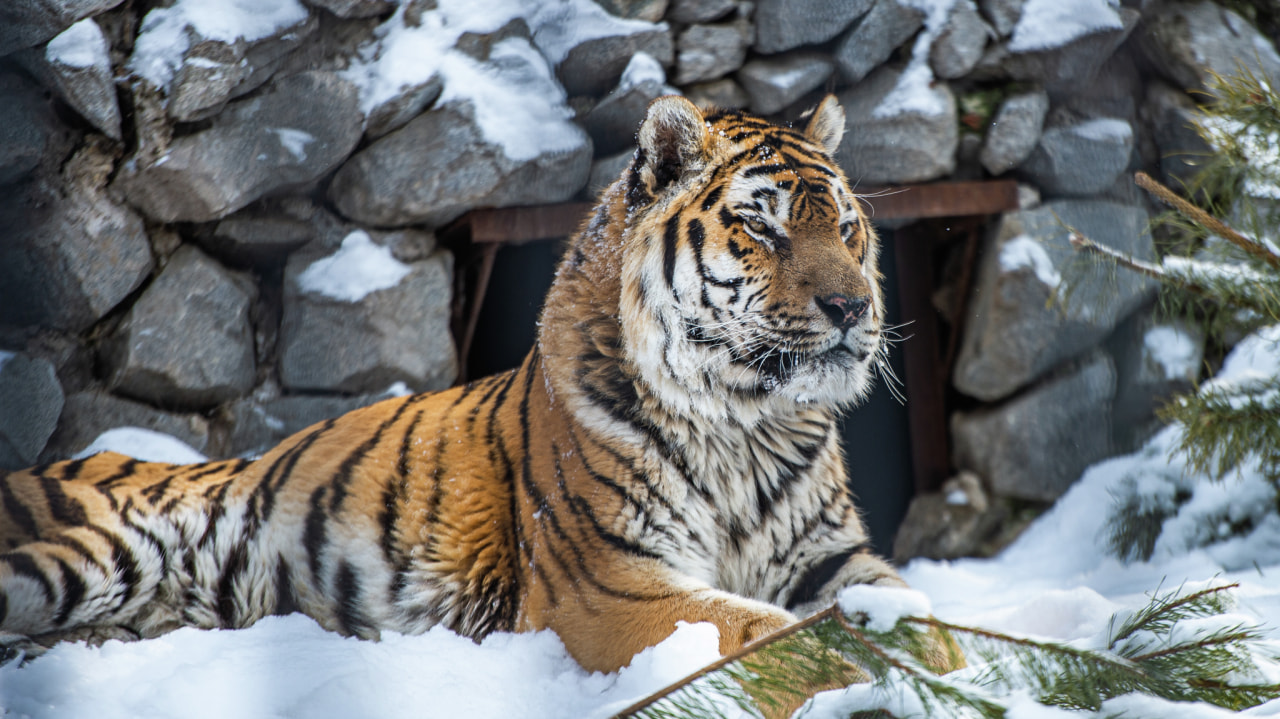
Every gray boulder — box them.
[582,54,673,156]
[535,8,673,96]
[833,0,925,84]
[755,0,873,54]
[365,73,442,140]
[669,0,736,23]
[304,0,393,18]
[953,199,1154,401]
[0,141,153,333]
[115,71,363,224]
[106,246,258,410]
[684,78,751,109]
[18,18,121,140]
[834,64,958,184]
[41,390,210,461]
[979,0,1022,37]
[1141,1,1280,94]
[0,0,122,56]
[675,19,751,84]
[930,1,991,80]
[280,235,457,394]
[953,352,1116,503]
[1018,116,1134,196]
[1001,7,1138,89]
[1108,309,1204,452]
[892,472,1009,561]
[223,390,404,457]
[590,0,669,22]
[1143,83,1213,190]
[207,210,315,266]
[329,98,591,227]
[0,353,64,469]
[737,53,835,116]
[979,89,1049,175]
[0,70,54,186]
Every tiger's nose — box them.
[816,293,870,330]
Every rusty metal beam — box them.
[861,179,1020,221]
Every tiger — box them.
[0,95,960,681]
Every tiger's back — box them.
[0,95,958,677]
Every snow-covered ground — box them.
[3,327,1280,718]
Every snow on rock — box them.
[529,0,666,66]
[46,18,109,70]
[837,585,933,632]
[72,427,208,464]
[999,234,1061,288]
[1008,0,1123,53]
[129,0,310,90]
[872,0,957,120]
[296,231,412,302]
[1144,325,1201,381]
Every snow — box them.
[1163,254,1269,287]
[1008,0,1124,53]
[1073,117,1132,143]
[72,427,208,464]
[872,0,959,119]
[129,0,309,90]
[269,128,314,163]
[838,585,932,632]
[1000,234,1062,288]
[296,231,412,302]
[6,326,1280,718]
[46,19,110,72]
[618,52,666,90]
[1144,325,1200,381]
[341,0,658,162]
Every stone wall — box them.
[0,0,1274,557]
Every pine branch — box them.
[1135,171,1280,270]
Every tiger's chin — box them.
[719,338,880,409]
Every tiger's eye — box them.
[745,218,769,235]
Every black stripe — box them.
[334,560,370,637]
[52,557,87,626]
[38,476,87,526]
[329,399,417,513]
[86,524,142,609]
[701,184,723,211]
[255,419,338,525]
[303,486,329,578]
[60,457,89,482]
[217,542,249,626]
[0,474,40,540]
[273,558,299,616]
[1,552,55,604]
[142,476,174,506]
[662,213,680,289]
[786,543,867,610]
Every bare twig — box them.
[1134,171,1280,270]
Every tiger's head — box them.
[613,95,884,418]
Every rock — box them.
[1018,116,1134,197]
[0,70,54,186]
[930,1,991,80]
[669,0,736,23]
[365,73,443,140]
[590,0,668,22]
[206,211,315,266]
[0,353,64,469]
[1108,309,1204,452]
[979,89,1049,175]
[953,199,1154,401]
[129,6,318,123]
[684,78,750,109]
[280,233,457,394]
[40,390,210,461]
[0,140,154,333]
[1141,1,1280,94]
[891,472,1009,561]
[329,97,592,227]
[105,246,258,410]
[586,148,635,198]
[833,0,925,84]
[1143,83,1213,190]
[18,18,122,140]
[979,0,1022,37]
[754,0,873,54]
[535,5,673,96]
[1001,6,1138,89]
[953,352,1115,503]
[0,0,122,56]
[304,0,393,18]
[115,71,363,224]
[736,53,834,116]
[674,19,751,84]
[223,390,405,457]
[582,53,673,156]
[833,64,958,184]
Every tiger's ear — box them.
[803,95,844,154]
[637,95,709,194]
